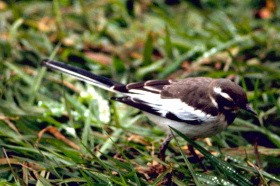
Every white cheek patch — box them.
[213,87,233,101]
[210,95,218,108]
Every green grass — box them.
[1,0,280,185]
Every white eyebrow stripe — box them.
[220,92,232,101]
[213,87,233,101]
[213,87,222,94]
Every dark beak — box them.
[243,104,257,115]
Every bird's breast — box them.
[144,112,228,139]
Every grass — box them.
[0,0,280,185]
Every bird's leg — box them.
[188,144,207,172]
[158,134,173,161]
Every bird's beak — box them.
[243,104,257,115]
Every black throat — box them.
[222,110,237,124]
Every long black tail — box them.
[42,59,124,92]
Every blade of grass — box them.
[164,25,173,59]
[170,130,202,186]
[136,59,165,79]
[158,46,201,78]
[28,67,46,104]
[234,118,280,148]
[4,62,33,85]
[96,128,123,158]
[142,31,154,66]
[53,0,65,36]
[171,127,253,186]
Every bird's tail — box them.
[42,59,124,93]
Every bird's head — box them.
[211,79,256,115]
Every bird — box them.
[42,59,256,160]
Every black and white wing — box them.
[113,79,215,125]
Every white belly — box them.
[144,112,228,139]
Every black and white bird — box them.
[42,59,256,160]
